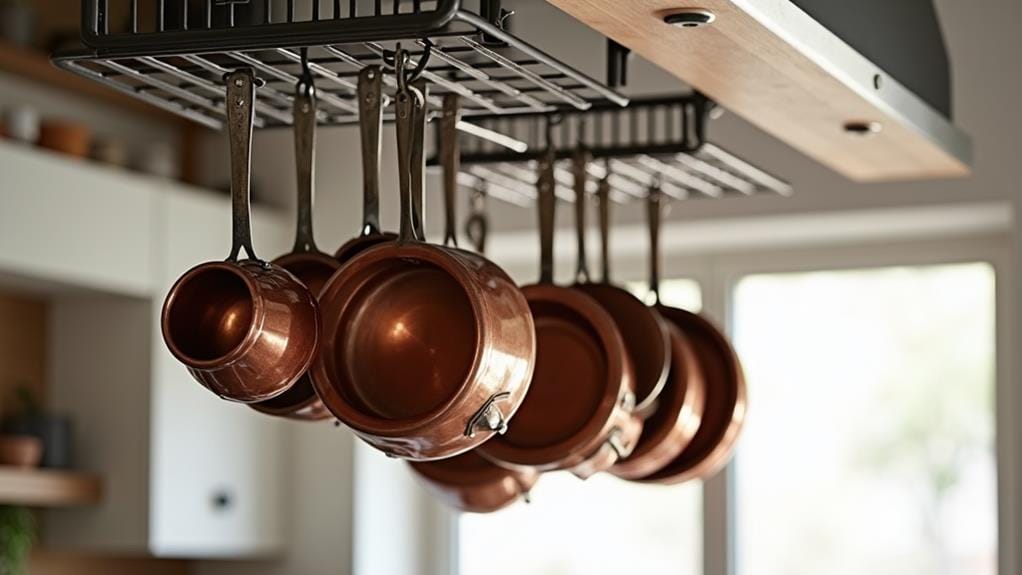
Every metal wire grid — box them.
[455,144,793,208]
[57,1,627,130]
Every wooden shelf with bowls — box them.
[0,467,102,507]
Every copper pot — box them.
[410,450,538,514]
[334,66,397,262]
[479,145,640,480]
[311,62,535,460]
[635,188,746,484]
[573,154,672,418]
[38,120,91,157]
[162,69,319,404]
[251,79,338,420]
[0,435,43,468]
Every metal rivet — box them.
[233,77,244,87]
[844,121,883,136]
[664,9,716,28]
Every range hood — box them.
[546,0,971,181]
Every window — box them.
[458,279,704,575]
[732,263,997,575]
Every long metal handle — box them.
[411,79,429,242]
[292,82,319,253]
[597,174,611,283]
[537,147,556,285]
[647,186,662,304]
[395,87,418,244]
[358,66,384,236]
[572,148,591,284]
[441,94,461,247]
[226,68,258,262]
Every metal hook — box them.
[297,47,315,96]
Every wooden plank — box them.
[545,0,971,181]
[29,553,192,575]
[0,468,102,507]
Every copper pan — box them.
[636,188,747,484]
[573,154,672,419]
[334,66,397,262]
[251,76,338,420]
[161,69,319,404]
[410,450,539,514]
[311,55,535,461]
[479,140,640,480]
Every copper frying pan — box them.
[572,154,672,419]
[334,66,397,261]
[310,52,535,460]
[410,450,539,514]
[250,77,338,421]
[161,69,319,404]
[637,187,747,484]
[479,141,640,479]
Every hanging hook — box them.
[297,47,315,96]
[385,42,432,91]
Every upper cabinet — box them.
[0,141,292,558]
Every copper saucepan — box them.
[637,187,747,484]
[334,66,398,262]
[161,69,319,403]
[573,154,673,419]
[479,141,640,480]
[250,76,338,421]
[311,54,535,460]
[410,450,539,514]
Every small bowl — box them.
[0,435,43,468]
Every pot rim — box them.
[161,259,267,371]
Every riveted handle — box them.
[357,66,383,236]
[597,172,611,283]
[226,69,259,263]
[537,147,557,285]
[572,148,591,284]
[441,94,461,247]
[291,81,319,254]
[411,79,429,242]
[647,186,663,304]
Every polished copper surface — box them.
[311,242,536,461]
[410,450,539,514]
[637,307,746,484]
[334,231,397,263]
[478,283,640,479]
[162,259,320,403]
[576,283,672,416]
[611,323,706,480]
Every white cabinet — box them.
[1,141,293,558]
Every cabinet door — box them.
[150,187,290,558]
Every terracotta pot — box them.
[162,69,319,404]
[250,82,337,421]
[410,450,538,514]
[311,69,535,460]
[478,147,641,480]
[0,435,43,468]
[38,120,91,157]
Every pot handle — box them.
[647,186,663,304]
[464,391,512,438]
[357,66,384,237]
[291,77,320,254]
[225,68,260,263]
[411,79,429,241]
[571,427,629,480]
[572,148,591,284]
[597,169,612,283]
[465,184,489,254]
[537,142,556,284]
[393,48,426,244]
[441,94,461,247]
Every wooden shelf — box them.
[0,40,188,127]
[0,467,102,507]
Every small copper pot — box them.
[410,450,539,514]
[335,66,397,262]
[634,188,746,484]
[478,147,641,480]
[311,70,535,460]
[250,82,338,420]
[611,323,705,480]
[162,69,319,404]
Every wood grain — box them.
[545,0,971,181]
[0,468,101,507]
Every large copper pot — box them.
[410,450,538,514]
[311,65,535,460]
[162,69,319,404]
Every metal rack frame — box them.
[55,0,629,130]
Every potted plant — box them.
[0,0,36,48]
[2,387,72,469]
[0,506,33,575]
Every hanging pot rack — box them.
[54,0,629,131]
[431,93,794,206]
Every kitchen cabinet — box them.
[0,141,291,558]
